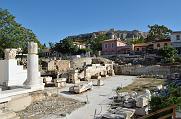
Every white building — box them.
[171,31,181,54]
[73,42,86,49]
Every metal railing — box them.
[138,105,176,119]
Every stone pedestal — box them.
[24,42,44,90]
[109,69,115,76]
[135,106,148,116]
[54,78,66,87]
[4,49,17,60]
[136,96,149,108]
[69,70,80,84]
[98,51,101,56]
[0,49,27,86]
[97,79,104,86]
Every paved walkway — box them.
[60,75,135,119]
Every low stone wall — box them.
[114,65,181,78]
[70,57,92,69]
[170,65,181,74]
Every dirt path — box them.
[56,75,136,119]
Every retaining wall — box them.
[114,65,181,78]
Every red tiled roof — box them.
[154,39,171,42]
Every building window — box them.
[157,43,160,47]
[105,44,107,48]
[164,43,168,46]
[108,44,111,48]
[176,35,180,40]
[136,48,139,51]
[112,43,114,48]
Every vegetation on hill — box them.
[52,34,108,55]
[51,24,174,55]
[0,8,44,58]
[86,34,109,54]
[130,36,145,44]
[146,24,172,42]
[150,84,181,112]
[158,45,178,63]
[53,38,79,55]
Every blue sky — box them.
[0,0,181,44]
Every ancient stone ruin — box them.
[0,42,44,101]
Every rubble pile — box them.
[106,89,152,118]
[17,95,85,119]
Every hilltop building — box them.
[101,35,133,55]
[73,42,86,49]
[133,39,171,54]
[170,31,181,54]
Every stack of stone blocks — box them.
[113,89,151,116]
[67,61,115,84]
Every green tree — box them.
[130,36,145,44]
[48,42,55,49]
[87,34,109,53]
[53,38,79,55]
[77,48,92,54]
[159,45,178,63]
[150,84,181,113]
[0,8,42,58]
[147,24,172,42]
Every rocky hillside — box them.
[66,29,148,43]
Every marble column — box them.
[24,42,44,90]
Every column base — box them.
[24,83,44,92]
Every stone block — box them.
[4,49,17,60]
[43,77,53,84]
[55,82,66,87]
[124,101,132,108]
[130,91,137,98]
[156,85,163,90]
[144,89,151,101]
[97,80,104,86]
[124,98,136,108]
[72,79,80,84]
[110,107,135,119]
[97,76,101,79]
[135,106,148,116]
[7,95,32,111]
[136,96,149,108]
[54,78,66,87]
[54,78,66,83]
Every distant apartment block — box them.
[171,31,181,54]
[133,39,171,54]
[101,35,133,55]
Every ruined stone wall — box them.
[78,64,114,79]
[70,57,92,69]
[170,65,181,74]
[47,60,55,71]
[114,65,172,78]
[46,60,70,72]
[55,60,70,72]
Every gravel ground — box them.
[59,75,135,119]
[17,95,85,119]
[17,75,135,119]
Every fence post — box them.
[173,105,176,119]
